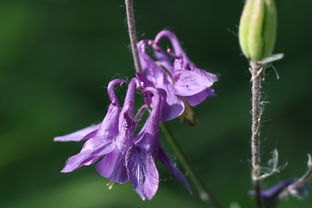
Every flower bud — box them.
[239,0,277,61]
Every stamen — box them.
[106,181,115,190]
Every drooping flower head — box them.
[55,78,190,200]
[54,29,218,200]
[137,30,217,121]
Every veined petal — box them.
[173,70,215,97]
[158,147,192,193]
[58,79,123,173]
[61,140,114,173]
[96,148,129,184]
[96,104,120,138]
[126,146,159,200]
[53,124,100,142]
[95,88,137,183]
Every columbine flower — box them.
[137,30,217,121]
[126,87,191,200]
[55,78,190,200]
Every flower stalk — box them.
[239,0,279,207]
[160,123,221,208]
[125,0,142,73]
[250,60,264,208]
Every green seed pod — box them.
[239,0,277,61]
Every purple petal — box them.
[119,78,137,131]
[96,148,129,184]
[160,85,185,122]
[136,87,161,150]
[173,70,215,97]
[61,140,114,173]
[138,40,164,81]
[158,147,192,193]
[95,95,137,183]
[96,104,120,137]
[54,79,124,142]
[152,44,174,73]
[53,124,100,142]
[60,101,121,173]
[137,40,185,122]
[126,146,159,200]
[125,88,162,200]
[108,79,124,106]
[185,88,216,106]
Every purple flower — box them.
[137,30,217,121]
[126,87,191,200]
[55,79,190,200]
[137,40,184,122]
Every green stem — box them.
[160,122,222,208]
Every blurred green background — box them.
[1,0,311,208]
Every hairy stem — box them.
[160,123,222,208]
[125,0,142,72]
[250,60,264,208]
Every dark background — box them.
[1,0,311,208]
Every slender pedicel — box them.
[160,123,222,208]
[125,0,142,73]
